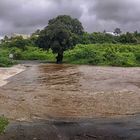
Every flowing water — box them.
[0,62,140,139]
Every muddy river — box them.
[0,63,140,139]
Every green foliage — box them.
[0,57,15,67]
[0,44,55,66]
[48,15,84,35]
[119,32,137,44]
[3,36,28,50]
[37,15,84,63]
[10,47,22,60]
[0,47,16,67]
[21,46,55,60]
[107,52,136,66]
[0,116,9,134]
[79,32,140,45]
[79,32,119,44]
[65,44,140,67]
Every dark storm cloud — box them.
[0,0,83,36]
[92,0,140,23]
[0,0,140,36]
[88,0,140,32]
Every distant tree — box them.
[4,36,28,50]
[31,29,40,36]
[133,31,140,44]
[37,15,84,63]
[114,28,122,35]
[4,36,9,41]
[89,32,116,44]
[103,30,106,34]
[30,29,41,46]
[79,32,92,44]
[134,30,138,36]
[1,36,9,43]
[119,32,137,44]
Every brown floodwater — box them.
[0,63,140,121]
[0,62,140,140]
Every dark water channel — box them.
[0,62,140,140]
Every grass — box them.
[0,116,9,134]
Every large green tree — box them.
[37,15,84,63]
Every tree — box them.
[31,29,40,37]
[37,15,84,63]
[3,36,28,50]
[119,32,137,44]
[114,28,122,35]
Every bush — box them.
[109,52,136,66]
[10,47,22,60]
[22,46,55,60]
[0,57,15,67]
[0,45,55,63]
[134,50,140,62]
[0,116,9,134]
[64,44,140,67]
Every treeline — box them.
[79,31,140,44]
[1,30,140,47]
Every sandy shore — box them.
[0,65,25,87]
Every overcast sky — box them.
[0,0,140,36]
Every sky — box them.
[0,0,140,37]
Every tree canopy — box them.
[36,15,84,63]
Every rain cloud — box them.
[0,0,140,36]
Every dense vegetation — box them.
[0,15,140,67]
[65,44,140,67]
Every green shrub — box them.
[135,50,140,62]
[0,57,15,67]
[0,116,9,134]
[109,52,136,66]
[0,45,55,62]
[10,47,23,60]
[64,44,140,67]
[22,46,55,60]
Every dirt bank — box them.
[0,64,140,121]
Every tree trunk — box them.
[56,51,63,64]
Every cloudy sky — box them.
[0,0,140,37]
